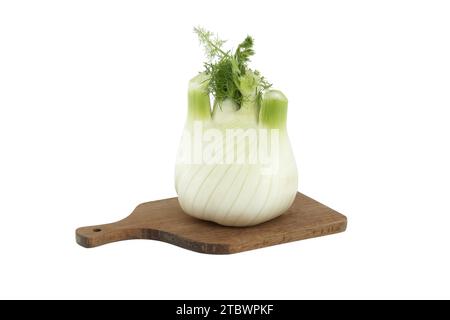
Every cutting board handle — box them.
[76,220,142,248]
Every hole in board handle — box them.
[93,228,102,232]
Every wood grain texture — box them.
[76,192,347,254]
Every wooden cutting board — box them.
[76,192,347,254]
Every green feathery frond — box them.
[194,27,271,108]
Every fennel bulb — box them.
[175,28,298,226]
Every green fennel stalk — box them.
[191,27,286,129]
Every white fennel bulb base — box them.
[175,77,298,226]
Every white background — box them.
[1,0,449,299]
